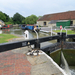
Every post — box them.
[60,32,63,66]
[34,28,38,39]
[62,33,66,42]
[34,29,40,50]
[51,26,52,36]
[60,32,66,66]
[34,39,40,50]
[57,32,66,42]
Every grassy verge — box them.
[53,30,75,34]
[0,34,18,43]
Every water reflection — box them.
[2,29,10,34]
[1,27,50,39]
[0,30,2,34]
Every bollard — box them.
[24,30,29,40]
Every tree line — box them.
[0,11,42,25]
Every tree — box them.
[0,11,6,22]
[22,19,26,24]
[12,13,25,24]
[38,16,42,19]
[24,15,38,24]
[3,13,10,22]
[9,17,13,23]
[5,17,14,24]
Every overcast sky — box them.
[0,0,75,17]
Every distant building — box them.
[0,20,5,26]
[37,11,75,27]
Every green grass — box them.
[53,30,75,34]
[0,34,18,43]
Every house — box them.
[37,11,75,27]
[0,20,5,26]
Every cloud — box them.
[0,0,75,17]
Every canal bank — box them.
[0,27,74,74]
[0,47,67,75]
[27,51,67,75]
[12,36,67,75]
[0,35,67,75]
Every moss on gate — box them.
[50,50,61,65]
[50,49,75,66]
[63,50,75,66]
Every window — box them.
[44,22,46,25]
[70,21,73,25]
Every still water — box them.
[0,27,75,75]
[0,27,55,46]
[0,27,50,39]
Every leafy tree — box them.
[24,15,38,24]
[12,13,25,24]
[3,13,10,22]
[5,17,14,24]
[9,17,13,23]
[0,11,6,22]
[22,19,26,24]
[0,11,40,25]
[38,16,42,19]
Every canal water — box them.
[0,27,75,75]
[0,27,56,48]
[0,27,50,38]
[0,27,56,44]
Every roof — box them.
[0,20,4,23]
[38,11,75,21]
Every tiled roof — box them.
[38,11,75,21]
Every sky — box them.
[0,0,75,17]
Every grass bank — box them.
[0,34,18,43]
[53,30,75,34]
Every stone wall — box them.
[37,21,50,26]
[71,20,75,25]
